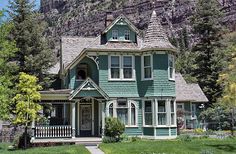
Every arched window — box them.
[107,100,138,126]
[77,64,87,80]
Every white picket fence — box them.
[35,125,72,138]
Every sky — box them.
[0,0,40,10]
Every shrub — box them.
[194,128,204,135]
[104,117,125,141]
[102,136,117,143]
[13,132,31,149]
[177,134,192,142]
[120,134,130,142]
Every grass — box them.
[0,143,90,154]
[100,138,236,154]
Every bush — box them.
[120,134,130,142]
[104,117,125,141]
[177,134,192,142]
[194,128,204,135]
[13,132,31,149]
[102,136,117,143]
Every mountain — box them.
[40,0,236,50]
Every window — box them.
[142,55,152,80]
[123,56,133,79]
[191,103,196,119]
[107,100,138,126]
[144,100,152,125]
[124,30,130,40]
[110,56,120,79]
[168,55,175,80]
[157,100,167,125]
[116,100,128,125]
[77,64,87,80]
[170,100,175,125]
[112,30,118,40]
[109,55,134,80]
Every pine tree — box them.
[191,0,224,104]
[8,0,55,88]
[0,11,18,120]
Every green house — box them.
[32,11,208,141]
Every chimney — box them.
[105,12,114,27]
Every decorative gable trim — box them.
[69,77,109,100]
[102,14,139,34]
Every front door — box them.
[80,104,92,136]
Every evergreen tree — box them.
[8,0,55,88]
[0,11,18,120]
[191,0,224,104]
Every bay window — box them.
[142,55,152,80]
[170,100,176,125]
[157,100,167,125]
[109,55,134,80]
[168,55,175,80]
[107,100,138,126]
[144,100,152,125]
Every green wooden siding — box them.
[143,127,154,136]
[156,128,169,136]
[106,22,136,42]
[171,128,177,136]
[99,54,175,97]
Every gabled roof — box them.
[69,78,109,100]
[142,11,176,51]
[102,14,139,34]
[175,73,208,102]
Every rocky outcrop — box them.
[41,0,236,49]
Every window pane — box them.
[123,68,132,78]
[158,113,166,125]
[144,56,151,67]
[123,56,132,67]
[109,104,113,117]
[117,108,128,125]
[131,107,135,125]
[125,30,130,40]
[112,30,118,40]
[145,101,152,112]
[171,101,174,112]
[169,67,173,79]
[111,56,119,67]
[111,68,120,78]
[158,101,166,112]
[144,67,151,78]
[171,113,175,125]
[145,113,152,125]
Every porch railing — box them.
[35,125,72,138]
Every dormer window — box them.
[112,30,118,40]
[77,64,87,80]
[168,55,175,80]
[124,30,130,40]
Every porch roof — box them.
[69,78,109,100]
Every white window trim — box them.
[106,99,138,127]
[156,100,168,127]
[170,100,177,126]
[141,54,153,81]
[168,54,175,81]
[108,55,135,81]
[142,99,154,127]
[112,30,118,40]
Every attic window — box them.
[124,30,130,40]
[77,64,87,80]
[112,30,118,40]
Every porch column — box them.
[31,119,35,140]
[63,103,66,124]
[101,102,105,137]
[71,102,76,138]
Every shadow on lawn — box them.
[206,144,236,152]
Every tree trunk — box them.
[24,126,28,149]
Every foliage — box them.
[194,128,204,135]
[177,134,192,142]
[102,136,117,143]
[104,117,125,141]
[12,72,42,125]
[190,0,225,104]
[0,10,18,120]
[8,0,55,88]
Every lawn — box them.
[0,143,90,154]
[100,138,236,154]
